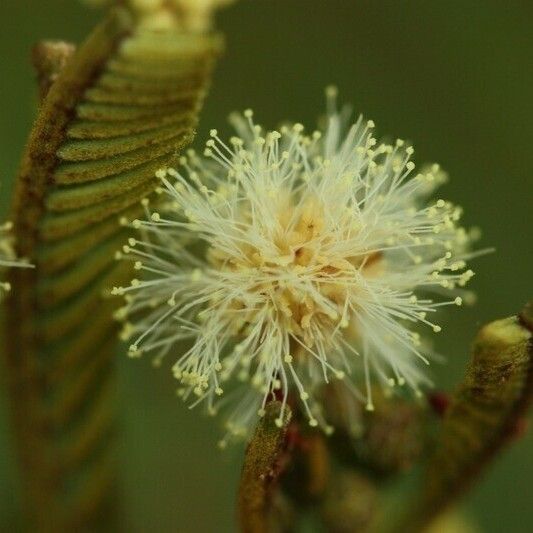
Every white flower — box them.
[114,89,480,445]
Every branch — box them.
[32,41,76,100]
[238,402,292,533]
[398,301,533,532]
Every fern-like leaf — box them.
[3,7,221,530]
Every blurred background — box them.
[0,1,532,531]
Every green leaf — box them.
[3,7,222,530]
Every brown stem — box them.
[238,402,292,533]
[397,301,533,532]
[31,41,76,101]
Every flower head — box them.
[115,89,479,445]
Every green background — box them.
[1,1,532,531]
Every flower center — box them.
[206,193,382,347]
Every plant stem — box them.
[397,302,533,532]
[238,402,292,533]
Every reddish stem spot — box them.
[428,391,451,417]
[509,417,530,442]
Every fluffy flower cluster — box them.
[114,90,479,446]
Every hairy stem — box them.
[31,41,77,101]
[398,302,533,532]
[238,402,292,533]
